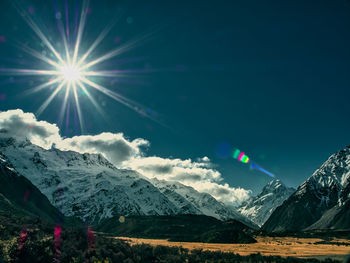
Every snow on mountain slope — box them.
[150,179,202,215]
[0,137,178,223]
[0,151,65,223]
[151,179,259,229]
[237,179,295,227]
[305,147,350,230]
[0,136,253,225]
[262,145,350,232]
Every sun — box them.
[1,0,160,133]
[59,63,82,83]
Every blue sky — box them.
[0,0,349,193]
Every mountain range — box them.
[262,145,350,232]
[1,134,349,235]
[0,136,255,226]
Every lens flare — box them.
[250,162,275,178]
[232,148,274,177]
[233,149,250,164]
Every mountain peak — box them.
[259,179,293,197]
[238,179,295,227]
[266,179,284,188]
[302,145,350,189]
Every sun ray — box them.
[81,77,133,107]
[14,3,65,64]
[80,28,156,70]
[65,0,70,42]
[53,0,71,64]
[77,22,114,67]
[15,42,61,68]
[4,1,165,134]
[37,80,66,116]
[72,83,84,133]
[81,68,155,78]
[56,14,71,64]
[0,69,60,76]
[58,82,71,125]
[65,101,70,135]
[82,70,122,78]
[81,39,141,70]
[23,77,63,96]
[80,77,154,120]
[76,80,105,116]
[72,0,89,64]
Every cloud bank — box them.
[126,156,251,204]
[0,109,251,205]
[0,109,60,149]
[58,133,149,166]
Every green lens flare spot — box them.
[233,149,240,159]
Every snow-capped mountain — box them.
[262,145,350,232]
[237,179,295,227]
[0,152,64,223]
[0,136,251,224]
[0,137,179,223]
[151,178,258,229]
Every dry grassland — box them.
[115,236,350,261]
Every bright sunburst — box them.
[60,63,82,83]
[1,0,160,133]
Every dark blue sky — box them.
[0,0,349,193]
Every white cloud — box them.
[194,181,252,205]
[125,156,221,182]
[57,133,149,166]
[0,109,60,149]
[0,109,251,205]
[125,156,251,206]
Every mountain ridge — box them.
[0,152,69,224]
[152,178,258,229]
[0,136,254,226]
[262,145,350,232]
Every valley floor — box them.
[115,236,350,261]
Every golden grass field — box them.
[115,236,350,261]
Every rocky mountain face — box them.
[262,145,350,232]
[0,137,252,225]
[0,152,64,223]
[151,179,258,229]
[237,179,295,227]
[306,167,350,231]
